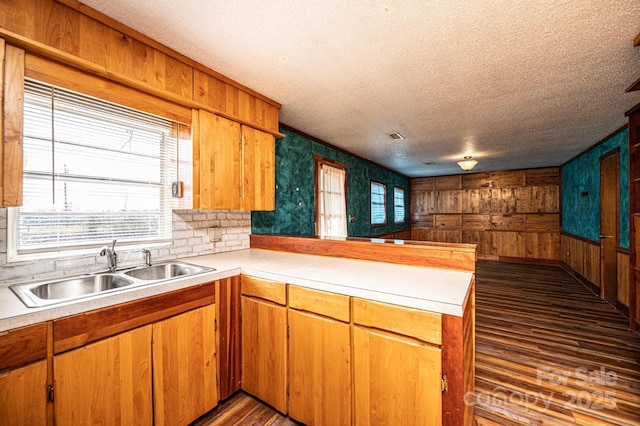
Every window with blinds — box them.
[394,186,405,223]
[370,181,387,225]
[12,79,180,254]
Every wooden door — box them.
[353,326,442,426]
[289,309,351,425]
[600,150,619,304]
[242,125,275,211]
[54,325,152,426]
[0,360,47,426]
[216,276,242,400]
[197,110,242,209]
[241,296,287,413]
[152,304,218,426]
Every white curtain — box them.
[319,165,347,238]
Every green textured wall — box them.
[561,128,629,248]
[252,127,410,237]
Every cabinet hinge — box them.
[214,319,217,331]
[441,375,448,393]
[287,325,290,338]
[47,384,54,403]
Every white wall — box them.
[0,208,250,285]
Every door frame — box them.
[599,148,620,303]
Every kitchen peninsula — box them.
[0,236,475,425]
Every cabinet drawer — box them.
[353,298,442,345]
[0,322,48,370]
[241,276,286,305]
[289,285,350,322]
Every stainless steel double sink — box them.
[10,262,215,308]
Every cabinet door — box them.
[152,304,217,426]
[216,276,242,400]
[197,110,242,210]
[242,125,275,211]
[0,360,47,426]
[241,296,287,413]
[354,326,442,426]
[289,309,351,425]
[54,325,152,426]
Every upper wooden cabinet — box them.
[193,110,275,211]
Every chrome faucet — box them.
[100,239,118,272]
[142,248,152,267]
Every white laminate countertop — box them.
[0,249,474,332]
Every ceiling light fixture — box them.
[388,132,405,140]
[457,156,478,171]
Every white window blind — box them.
[394,187,405,223]
[371,181,386,225]
[318,164,347,238]
[15,79,179,254]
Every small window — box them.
[394,187,405,223]
[315,155,348,238]
[10,79,183,257]
[370,181,387,225]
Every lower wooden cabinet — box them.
[0,360,48,426]
[153,304,218,426]
[241,295,288,413]
[54,325,153,425]
[353,326,442,425]
[288,309,352,425]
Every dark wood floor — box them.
[194,260,640,425]
[474,260,640,426]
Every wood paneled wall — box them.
[0,0,280,134]
[560,233,631,311]
[410,168,561,261]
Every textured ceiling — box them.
[80,0,640,177]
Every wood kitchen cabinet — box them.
[288,286,352,425]
[353,298,443,426]
[54,325,153,425]
[215,276,242,400]
[241,276,288,413]
[194,110,275,211]
[0,361,48,426]
[152,304,218,426]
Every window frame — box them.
[393,186,406,224]
[370,180,387,226]
[314,154,348,237]
[7,78,186,261]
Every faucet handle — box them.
[111,239,117,250]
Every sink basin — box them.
[29,274,135,300]
[10,261,215,308]
[124,262,207,281]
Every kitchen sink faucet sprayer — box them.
[142,248,152,267]
[100,239,118,272]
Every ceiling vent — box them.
[388,132,405,141]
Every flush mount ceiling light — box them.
[388,132,405,141]
[457,156,478,171]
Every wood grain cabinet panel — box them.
[241,296,288,414]
[54,325,153,426]
[0,360,48,426]
[242,125,275,211]
[216,276,242,401]
[288,285,350,322]
[241,275,287,305]
[353,326,442,426]
[289,309,351,425]
[152,304,217,426]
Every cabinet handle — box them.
[598,234,612,239]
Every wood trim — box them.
[616,301,630,319]
[240,275,287,305]
[495,256,562,266]
[441,278,475,426]
[0,322,48,371]
[53,282,215,354]
[288,285,350,322]
[561,125,628,166]
[280,123,410,179]
[560,231,600,247]
[250,234,477,272]
[626,75,640,93]
[216,276,242,400]
[54,0,280,108]
[0,28,285,138]
[635,32,640,47]
[625,101,640,117]
[3,44,24,206]
[560,262,600,296]
[617,247,630,255]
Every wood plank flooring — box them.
[474,260,640,426]
[194,260,640,425]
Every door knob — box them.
[598,234,612,239]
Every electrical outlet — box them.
[567,251,570,257]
